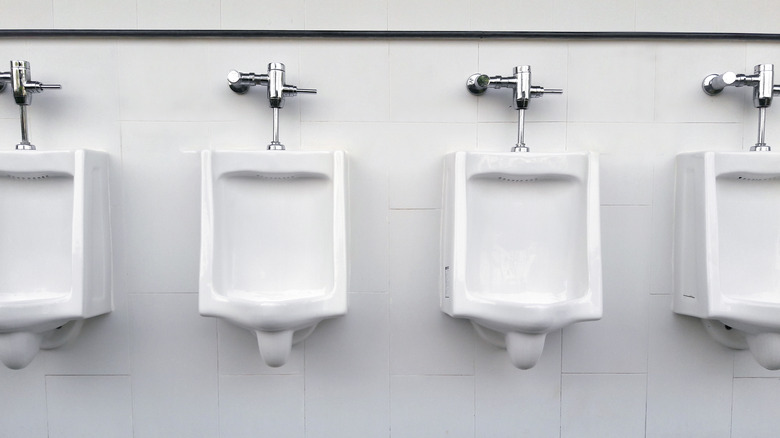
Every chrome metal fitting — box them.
[467,65,562,152]
[703,64,780,151]
[227,63,316,150]
[0,60,61,150]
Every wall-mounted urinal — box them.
[441,66,602,369]
[0,61,112,369]
[200,63,347,367]
[674,64,780,370]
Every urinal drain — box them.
[737,176,780,181]
[256,174,297,180]
[498,176,538,183]
[5,174,50,180]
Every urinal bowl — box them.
[674,151,780,370]
[441,151,602,369]
[200,150,347,367]
[0,150,112,369]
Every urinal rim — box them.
[198,149,349,329]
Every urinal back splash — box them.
[465,171,589,303]
[214,171,335,299]
[442,151,599,310]
[0,171,74,302]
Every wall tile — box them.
[130,294,218,437]
[475,331,561,438]
[561,374,647,438]
[136,0,220,29]
[562,206,650,374]
[53,0,136,29]
[221,0,305,29]
[120,122,205,293]
[300,41,390,123]
[218,375,304,438]
[305,294,390,438]
[555,0,635,31]
[732,378,780,438]
[389,209,476,375]
[388,0,469,31]
[636,0,778,33]
[567,42,655,123]
[390,375,474,438]
[389,42,478,123]
[305,0,388,30]
[646,295,733,438]
[46,376,133,438]
[599,153,653,206]
[387,123,476,209]
[118,41,212,122]
[469,0,555,31]
[0,363,47,437]
[0,0,52,28]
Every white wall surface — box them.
[0,2,779,437]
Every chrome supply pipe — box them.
[227,62,316,151]
[0,60,60,150]
[467,65,562,152]
[703,64,780,151]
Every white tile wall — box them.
[646,295,734,437]
[732,378,780,438]
[390,375,474,437]
[218,374,305,437]
[475,331,561,437]
[46,376,133,438]
[0,3,778,436]
[561,374,647,437]
[305,293,390,437]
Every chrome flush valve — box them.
[703,64,780,151]
[467,65,562,152]
[227,63,316,150]
[0,60,61,150]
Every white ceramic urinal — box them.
[200,150,347,367]
[0,150,112,369]
[441,151,602,369]
[674,151,780,370]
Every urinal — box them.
[200,150,347,367]
[0,150,112,369]
[441,151,602,369]
[674,151,780,370]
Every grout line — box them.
[43,374,51,437]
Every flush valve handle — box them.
[466,65,562,152]
[703,64,780,151]
[227,63,316,150]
